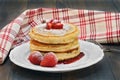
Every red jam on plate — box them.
[58,52,85,64]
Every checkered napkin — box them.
[0,8,120,64]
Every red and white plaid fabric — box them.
[0,8,120,64]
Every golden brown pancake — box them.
[54,47,80,61]
[31,47,80,61]
[30,39,79,52]
[29,23,80,44]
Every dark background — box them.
[0,0,120,29]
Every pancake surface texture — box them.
[40,47,80,61]
[29,23,79,44]
[30,39,79,52]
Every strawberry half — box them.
[52,22,63,29]
[28,51,43,65]
[40,52,58,67]
[46,22,53,29]
[46,19,63,30]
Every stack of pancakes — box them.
[29,23,80,61]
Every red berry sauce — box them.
[58,52,84,64]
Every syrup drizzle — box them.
[58,52,84,64]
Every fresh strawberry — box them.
[46,22,52,29]
[28,51,43,65]
[52,22,63,29]
[40,52,58,67]
[46,19,63,29]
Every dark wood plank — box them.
[0,58,11,80]
[105,45,120,80]
[61,54,115,80]
[56,0,120,12]
[0,0,27,29]
[27,0,56,9]
[9,62,61,80]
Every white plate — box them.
[9,40,104,73]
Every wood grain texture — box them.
[9,63,61,80]
[27,0,56,9]
[0,0,120,80]
[0,0,27,29]
[56,0,120,12]
[61,55,115,80]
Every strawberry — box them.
[40,52,58,67]
[28,51,43,65]
[46,22,52,29]
[46,19,63,30]
[52,22,63,29]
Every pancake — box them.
[32,47,80,61]
[54,47,80,61]
[29,23,79,44]
[30,39,79,52]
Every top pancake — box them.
[29,23,80,44]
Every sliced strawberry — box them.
[52,23,63,29]
[46,22,52,29]
[28,51,43,65]
[40,52,58,67]
[46,19,63,29]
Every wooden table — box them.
[0,1,120,80]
